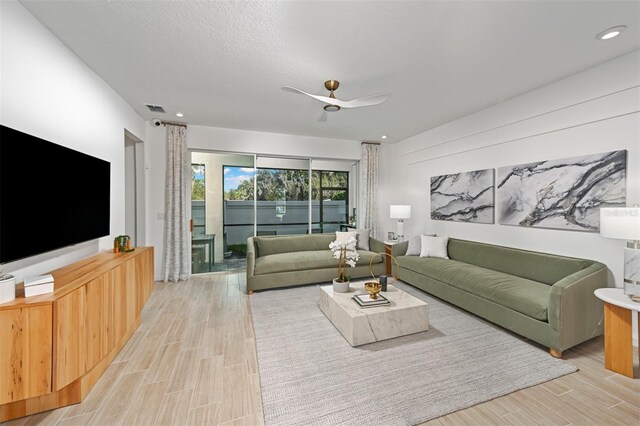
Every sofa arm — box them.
[369,237,386,253]
[548,262,607,350]
[392,241,408,257]
[368,238,408,257]
[246,237,256,281]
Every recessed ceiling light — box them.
[175,112,184,117]
[596,25,627,40]
[381,135,387,139]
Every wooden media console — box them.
[0,247,154,421]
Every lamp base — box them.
[623,245,640,303]
[397,220,404,241]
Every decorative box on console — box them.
[24,274,55,297]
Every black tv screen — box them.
[0,125,110,264]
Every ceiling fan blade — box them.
[282,86,338,106]
[340,93,391,109]
[283,85,390,110]
[318,110,328,122]
[282,86,307,95]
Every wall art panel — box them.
[430,169,494,223]
[497,150,627,232]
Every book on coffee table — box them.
[352,293,390,308]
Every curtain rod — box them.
[361,141,381,145]
[161,120,188,128]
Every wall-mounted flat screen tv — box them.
[0,125,110,264]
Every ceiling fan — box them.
[283,80,390,121]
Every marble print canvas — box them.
[431,169,494,223]
[498,150,626,232]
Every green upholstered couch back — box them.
[254,234,335,257]
[447,238,593,285]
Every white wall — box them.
[0,1,145,282]
[379,50,640,343]
[146,123,361,279]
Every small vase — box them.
[332,278,350,293]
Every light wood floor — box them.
[5,272,639,426]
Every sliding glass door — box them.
[312,170,349,233]
[190,151,356,274]
[255,157,310,236]
[223,164,255,268]
[191,152,254,273]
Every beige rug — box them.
[250,281,577,426]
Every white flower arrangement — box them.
[329,236,360,282]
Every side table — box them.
[384,240,401,275]
[594,288,639,378]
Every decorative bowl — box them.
[364,281,382,299]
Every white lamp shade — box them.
[390,205,411,219]
[600,207,640,240]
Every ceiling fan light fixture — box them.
[324,80,340,91]
[596,25,627,40]
[324,104,341,112]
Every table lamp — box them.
[390,205,411,241]
[600,207,640,302]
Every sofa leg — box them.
[248,290,254,295]
[549,348,563,358]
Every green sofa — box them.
[392,238,607,355]
[247,234,386,292]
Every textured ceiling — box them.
[19,0,640,143]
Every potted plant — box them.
[349,208,357,227]
[329,236,360,293]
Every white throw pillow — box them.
[405,234,436,256]
[347,227,370,251]
[405,235,422,256]
[335,231,358,244]
[419,235,449,259]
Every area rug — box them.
[250,281,577,426]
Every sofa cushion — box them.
[448,239,591,285]
[420,235,449,259]
[255,250,384,275]
[405,234,436,256]
[335,231,358,243]
[255,234,336,257]
[346,227,371,251]
[398,256,550,321]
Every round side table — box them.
[594,288,640,378]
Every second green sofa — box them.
[247,234,386,292]
[392,238,607,356]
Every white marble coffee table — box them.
[319,281,429,346]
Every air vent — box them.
[145,104,166,113]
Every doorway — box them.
[124,131,145,246]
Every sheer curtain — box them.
[359,142,379,238]
[163,125,190,282]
